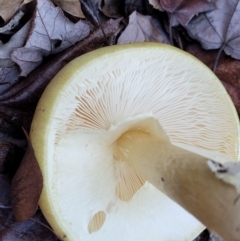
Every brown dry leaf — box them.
[51,0,85,18]
[0,0,23,23]
[11,0,90,77]
[11,130,43,222]
[118,11,170,44]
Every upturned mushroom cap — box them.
[30,43,240,241]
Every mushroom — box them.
[30,43,240,241]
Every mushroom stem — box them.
[116,118,240,241]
